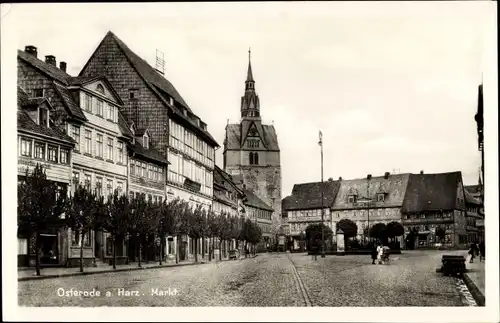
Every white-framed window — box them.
[34,142,45,159]
[96,99,103,116]
[84,174,91,191]
[107,137,113,161]
[116,182,123,194]
[108,104,115,122]
[106,179,113,196]
[84,130,92,154]
[377,193,385,202]
[71,125,80,149]
[142,162,146,177]
[117,142,124,164]
[84,93,92,112]
[60,148,69,164]
[48,145,58,162]
[96,134,103,158]
[20,138,32,157]
[72,172,80,191]
[96,177,103,196]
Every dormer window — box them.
[129,89,137,99]
[348,195,357,203]
[143,134,149,149]
[183,108,188,117]
[169,97,174,106]
[38,108,49,127]
[377,193,385,202]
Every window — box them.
[60,148,69,164]
[71,126,80,149]
[348,195,355,203]
[142,163,146,177]
[72,172,80,191]
[129,90,137,99]
[106,179,113,196]
[84,93,92,112]
[33,88,44,98]
[20,138,32,157]
[34,142,45,159]
[84,130,92,154]
[108,105,115,121]
[107,137,113,161]
[117,182,123,194]
[96,99,103,116]
[136,163,141,176]
[117,142,123,164]
[159,167,164,182]
[38,108,48,126]
[84,174,91,191]
[377,194,385,202]
[96,84,105,94]
[96,134,103,158]
[130,160,135,175]
[159,196,163,204]
[143,135,149,149]
[48,145,58,162]
[96,177,103,196]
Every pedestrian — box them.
[479,240,485,262]
[376,243,383,264]
[370,244,377,264]
[468,243,476,263]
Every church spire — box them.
[246,48,254,83]
[241,48,260,119]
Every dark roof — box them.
[67,76,101,86]
[464,185,482,194]
[283,180,341,210]
[401,172,462,213]
[129,141,169,165]
[242,189,273,212]
[18,50,72,84]
[214,166,244,197]
[464,189,481,205]
[225,123,279,151]
[332,173,410,210]
[135,128,147,136]
[86,32,219,147]
[17,110,75,145]
[53,82,87,120]
[117,113,133,138]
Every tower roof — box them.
[246,48,254,83]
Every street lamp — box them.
[319,130,325,258]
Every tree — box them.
[386,221,404,240]
[105,191,130,269]
[337,219,358,239]
[129,194,156,267]
[213,211,231,260]
[68,185,101,272]
[305,223,333,252]
[435,226,446,243]
[369,223,388,244]
[188,204,206,263]
[18,165,69,276]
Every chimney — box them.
[384,172,390,179]
[59,61,67,72]
[338,177,342,181]
[420,170,424,174]
[367,174,372,180]
[45,55,56,66]
[25,45,38,57]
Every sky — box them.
[1,2,495,197]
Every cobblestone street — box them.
[18,251,468,307]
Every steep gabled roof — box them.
[117,113,133,139]
[18,50,72,85]
[464,189,482,206]
[80,31,218,147]
[17,110,75,145]
[242,188,273,212]
[284,180,341,210]
[225,123,279,151]
[401,172,462,213]
[128,140,169,165]
[53,82,87,120]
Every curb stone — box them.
[18,254,258,282]
[462,272,485,306]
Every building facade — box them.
[282,179,340,250]
[223,52,282,236]
[17,86,75,267]
[241,188,274,252]
[79,31,219,260]
[401,171,467,249]
[331,173,410,246]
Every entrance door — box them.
[179,242,187,261]
[39,234,58,265]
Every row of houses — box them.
[282,171,483,250]
[17,31,274,267]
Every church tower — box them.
[223,49,282,231]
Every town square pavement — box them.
[18,251,470,307]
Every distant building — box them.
[240,188,274,252]
[282,179,340,250]
[223,51,282,237]
[401,171,467,249]
[464,189,482,243]
[17,86,75,267]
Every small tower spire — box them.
[246,47,254,83]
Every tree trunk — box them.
[159,234,163,265]
[208,237,212,261]
[112,235,116,270]
[201,237,205,260]
[175,235,179,264]
[194,238,198,263]
[35,231,41,276]
[138,235,142,268]
[219,239,223,261]
[80,230,85,273]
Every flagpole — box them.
[319,130,325,258]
